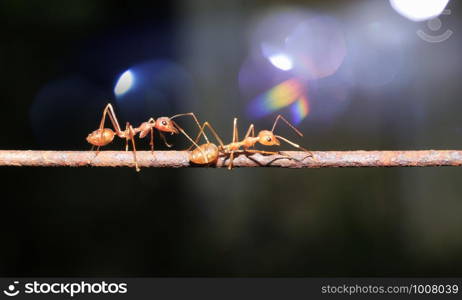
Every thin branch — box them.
[0,150,461,168]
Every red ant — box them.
[188,115,314,169]
[86,103,203,171]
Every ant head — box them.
[257,130,280,146]
[155,117,178,134]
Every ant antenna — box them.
[271,115,303,137]
[275,135,313,157]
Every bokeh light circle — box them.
[250,9,346,79]
[285,16,347,80]
[114,60,195,123]
[390,0,450,22]
[114,70,134,96]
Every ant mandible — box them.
[188,115,314,169]
[86,103,203,171]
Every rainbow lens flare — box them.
[247,77,310,123]
[291,96,310,124]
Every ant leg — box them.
[173,120,224,150]
[130,142,140,171]
[172,120,209,162]
[96,103,123,136]
[228,151,235,170]
[271,114,304,137]
[146,118,155,153]
[186,121,212,150]
[88,146,101,166]
[244,124,255,139]
[159,131,173,148]
[94,104,113,144]
[224,119,238,169]
[232,118,239,143]
[243,123,256,149]
[150,127,154,154]
[197,122,225,147]
[104,103,123,133]
[240,149,279,155]
[170,112,209,152]
[91,103,125,151]
[97,104,110,130]
[127,123,140,172]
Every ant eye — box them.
[161,121,167,126]
[266,136,272,142]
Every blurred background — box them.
[1,0,462,276]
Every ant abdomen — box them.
[86,128,116,146]
[190,143,219,165]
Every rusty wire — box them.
[0,150,461,169]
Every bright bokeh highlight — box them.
[254,10,346,80]
[268,53,293,71]
[390,0,450,22]
[114,70,134,96]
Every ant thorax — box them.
[223,142,240,152]
[137,122,153,138]
[242,137,259,148]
